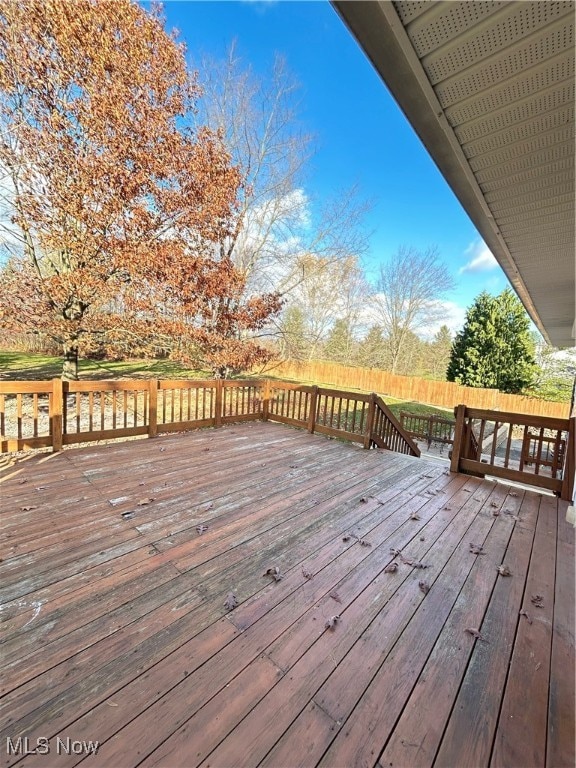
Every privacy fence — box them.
[267,360,570,419]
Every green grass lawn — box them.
[1,350,451,420]
[0,350,209,381]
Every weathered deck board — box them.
[547,496,576,768]
[0,421,573,768]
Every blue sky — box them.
[159,0,510,332]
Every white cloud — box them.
[459,240,498,274]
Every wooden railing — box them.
[400,411,455,447]
[0,379,419,458]
[450,405,575,502]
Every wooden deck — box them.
[1,422,574,768]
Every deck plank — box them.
[547,499,576,768]
[433,492,541,768]
[491,492,557,768]
[379,488,526,768]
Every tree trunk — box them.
[62,342,79,380]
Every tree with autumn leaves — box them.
[0,0,281,379]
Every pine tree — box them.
[323,319,356,365]
[447,289,536,394]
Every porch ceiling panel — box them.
[332,0,575,347]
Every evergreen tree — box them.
[323,319,356,364]
[447,289,536,394]
[426,325,453,379]
[277,305,310,361]
[356,325,388,369]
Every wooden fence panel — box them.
[268,360,568,418]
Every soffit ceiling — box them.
[332,0,575,347]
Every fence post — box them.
[561,416,575,502]
[215,379,223,427]
[262,380,270,421]
[148,380,158,438]
[450,404,466,473]
[307,386,318,434]
[51,378,63,452]
[363,392,377,450]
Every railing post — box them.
[561,416,575,502]
[51,377,63,452]
[262,380,271,421]
[148,379,158,438]
[450,404,466,473]
[307,386,318,434]
[215,379,223,427]
[363,392,377,450]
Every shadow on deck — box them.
[1,422,574,768]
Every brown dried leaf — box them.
[324,615,340,630]
[469,542,485,555]
[302,568,314,580]
[264,566,283,582]
[418,580,430,594]
[519,609,533,624]
[196,524,209,535]
[20,505,37,511]
[384,562,398,573]
[409,512,421,521]
[531,594,544,608]
[465,627,488,642]
[224,592,238,611]
[497,564,511,576]
[329,591,342,603]
[137,498,155,506]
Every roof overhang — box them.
[332,0,575,347]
